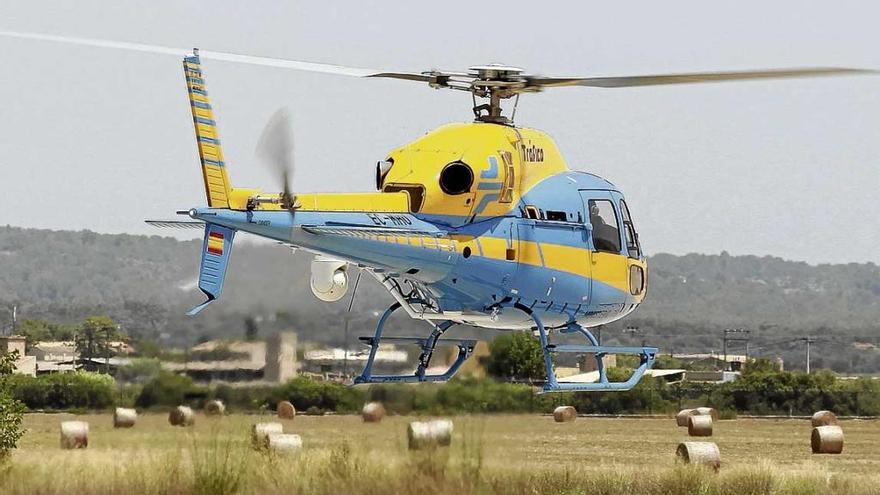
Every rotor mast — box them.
[466,65,531,124]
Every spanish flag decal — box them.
[207,232,224,255]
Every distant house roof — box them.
[672,353,748,363]
[37,361,76,373]
[31,341,77,361]
[162,360,264,372]
[304,348,408,363]
[559,369,687,384]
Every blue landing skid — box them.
[353,302,475,385]
[513,303,658,393]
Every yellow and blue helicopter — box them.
[1,31,871,392]
[158,52,868,392]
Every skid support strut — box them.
[513,303,658,392]
[353,302,475,384]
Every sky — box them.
[0,1,878,265]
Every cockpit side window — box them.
[619,199,641,258]
[588,199,621,253]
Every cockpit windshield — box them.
[619,199,641,258]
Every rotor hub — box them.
[467,64,525,81]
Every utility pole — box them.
[801,337,816,374]
[623,326,644,346]
[11,305,16,336]
[722,328,750,371]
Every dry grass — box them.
[1,413,878,495]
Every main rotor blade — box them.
[0,30,426,79]
[529,67,875,88]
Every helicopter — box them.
[1,30,873,392]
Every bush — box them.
[115,358,162,384]
[486,331,546,381]
[0,392,25,459]
[136,371,195,408]
[277,377,363,413]
[2,372,115,410]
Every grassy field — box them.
[1,413,879,495]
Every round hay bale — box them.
[168,406,195,427]
[362,402,386,423]
[267,433,302,454]
[688,414,713,437]
[694,407,720,421]
[676,408,697,427]
[252,422,284,449]
[676,441,721,471]
[113,407,137,428]
[811,425,844,454]
[553,406,577,423]
[204,400,226,416]
[277,401,296,420]
[811,410,838,427]
[407,419,454,450]
[60,421,89,449]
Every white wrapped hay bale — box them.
[408,419,454,450]
[168,406,195,427]
[252,422,284,449]
[676,408,697,427]
[60,421,89,449]
[688,415,713,437]
[553,406,577,423]
[204,400,226,416]
[267,433,302,454]
[811,410,838,427]
[113,407,137,428]
[811,425,844,454]
[676,441,721,471]
[277,401,296,420]
[694,407,719,421]
[362,402,386,423]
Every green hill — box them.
[0,226,877,373]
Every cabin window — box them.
[619,199,641,258]
[383,183,425,212]
[524,205,539,219]
[588,199,621,253]
[545,210,567,222]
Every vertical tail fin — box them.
[184,50,232,208]
[188,223,236,315]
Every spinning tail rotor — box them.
[255,107,299,211]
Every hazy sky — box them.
[0,1,878,264]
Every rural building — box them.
[671,352,749,371]
[302,345,408,376]
[0,335,36,376]
[165,331,298,383]
[264,332,297,383]
[30,341,77,362]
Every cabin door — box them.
[578,190,628,312]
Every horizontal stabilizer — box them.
[145,220,205,230]
[188,223,236,315]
